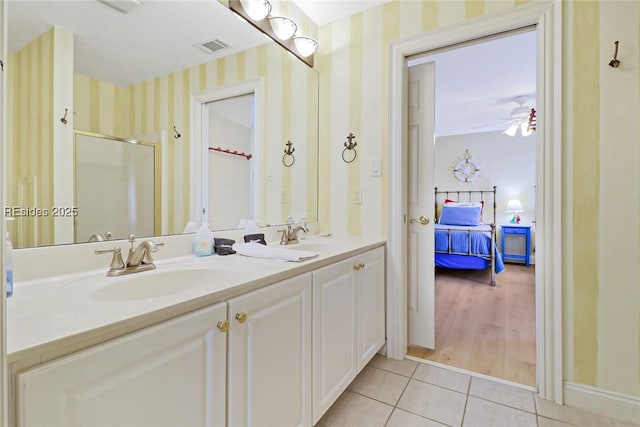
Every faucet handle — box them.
[95,246,125,271]
[128,234,136,250]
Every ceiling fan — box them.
[475,95,536,137]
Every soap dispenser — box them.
[194,223,213,257]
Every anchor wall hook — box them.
[342,132,358,163]
[609,41,620,68]
[282,140,295,167]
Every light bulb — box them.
[269,16,297,41]
[521,122,532,136]
[240,0,271,20]
[503,123,518,137]
[293,36,318,57]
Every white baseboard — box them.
[564,382,640,425]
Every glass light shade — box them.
[240,0,271,20]
[521,122,532,136]
[506,199,524,213]
[269,16,297,41]
[293,36,318,57]
[503,123,518,137]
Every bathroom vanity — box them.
[7,236,385,426]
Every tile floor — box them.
[317,355,639,427]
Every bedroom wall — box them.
[317,0,640,402]
[434,131,536,226]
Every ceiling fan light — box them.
[240,0,271,20]
[503,124,518,137]
[269,16,298,41]
[293,36,318,57]
[521,122,532,136]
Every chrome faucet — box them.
[95,234,164,276]
[278,224,308,245]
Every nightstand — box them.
[500,224,532,267]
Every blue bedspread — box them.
[434,224,504,273]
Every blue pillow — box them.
[439,205,482,226]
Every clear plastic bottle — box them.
[194,223,213,257]
[6,232,13,297]
[299,214,307,239]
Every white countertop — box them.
[7,236,385,363]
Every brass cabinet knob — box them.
[235,312,248,323]
[409,215,430,225]
[216,320,229,332]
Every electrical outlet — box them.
[353,187,362,205]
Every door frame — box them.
[386,1,563,403]
[190,79,263,225]
[0,0,7,422]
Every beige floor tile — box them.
[463,396,537,427]
[370,354,419,377]
[468,377,535,412]
[534,396,630,427]
[319,390,393,427]
[349,366,410,406]
[396,379,466,427]
[413,363,471,394]
[537,416,575,427]
[386,408,448,427]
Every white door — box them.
[407,62,436,349]
[17,303,228,427]
[228,273,312,427]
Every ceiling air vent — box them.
[98,0,143,14]
[195,39,230,54]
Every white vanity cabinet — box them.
[227,273,312,427]
[16,302,228,427]
[312,247,385,424]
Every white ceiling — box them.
[292,0,392,26]
[8,0,269,86]
[409,30,537,137]
[8,1,536,137]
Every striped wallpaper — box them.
[14,30,318,240]
[317,0,640,398]
[7,28,55,248]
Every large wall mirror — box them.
[6,0,319,248]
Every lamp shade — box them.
[269,16,297,40]
[293,36,318,57]
[506,199,523,213]
[240,0,271,20]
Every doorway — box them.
[386,1,563,402]
[405,30,538,386]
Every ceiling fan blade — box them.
[472,120,511,129]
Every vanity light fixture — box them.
[293,36,318,57]
[228,0,318,67]
[240,0,271,20]
[269,16,298,41]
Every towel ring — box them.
[342,132,358,163]
[283,153,295,167]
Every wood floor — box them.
[408,263,536,386]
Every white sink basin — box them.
[293,241,336,253]
[89,268,233,302]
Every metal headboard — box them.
[434,185,497,225]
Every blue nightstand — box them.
[500,224,532,267]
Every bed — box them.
[434,186,504,286]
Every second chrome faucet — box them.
[95,234,164,276]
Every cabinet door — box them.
[357,247,386,371]
[228,273,312,427]
[17,303,228,427]
[312,258,358,424]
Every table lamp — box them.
[506,199,523,224]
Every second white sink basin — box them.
[89,268,233,302]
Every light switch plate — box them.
[371,158,382,177]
